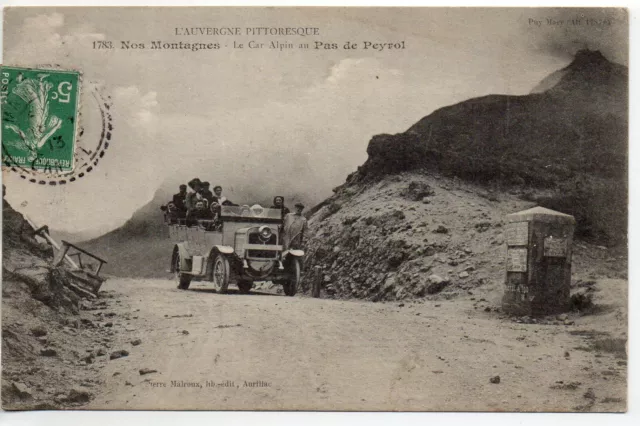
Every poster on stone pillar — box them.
[0,5,629,414]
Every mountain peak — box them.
[531,48,625,95]
[569,49,610,69]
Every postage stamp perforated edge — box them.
[1,65,83,173]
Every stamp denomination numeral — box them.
[50,82,73,103]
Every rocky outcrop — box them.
[302,175,511,301]
[2,194,97,313]
[302,171,627,302]
[2,189,110,409]
[348,50,627,245]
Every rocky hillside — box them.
[2,193,117,409]
[351,50,627,245]
[301,172,626,302]
[301,49,627,301]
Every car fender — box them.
[212,245,234,255]
[172,243,191,272]
[204,245,235,279]
[283,249,305,258]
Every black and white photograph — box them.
[0,6,629,413]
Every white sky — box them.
[1,7,628,235]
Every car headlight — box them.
[259,226,273,240]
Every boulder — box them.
[109,349,129,360]
[434,225,449,234]
[11,382,33,400]
[66,388,92,403]
[30,326,47,337]
[423,247,436,257]
[427,275,449,294]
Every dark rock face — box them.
[401,181,435,201]
[354,50,627,245]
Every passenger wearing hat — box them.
[172,184,188,218]
[201,182,214,206]
[185,178,204,222]
[282,202,307,250]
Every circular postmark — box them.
[1,64,113,186]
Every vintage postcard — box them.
[1,7,628,412]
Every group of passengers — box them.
[163,178,235,226]
[161,180,307,249]
[162,178,297,227]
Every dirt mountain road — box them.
[87,278,626,412]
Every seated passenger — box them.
[201,182,214,206]
[271,196,290,220]
[187,200,212,226]
[250,204,265,217]
[167,202,179,224]
[186,178,205,218]
[212,185,235,206]
[160,204,172,224]
[172,184,188,218]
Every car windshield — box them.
[221,205,282,219]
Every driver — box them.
[188,200,212,225]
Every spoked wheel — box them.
[237,280,253,294]
[211,252,230,294]
[174,251,192,290]
[283,258,301,297]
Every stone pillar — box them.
[502,206,575,316]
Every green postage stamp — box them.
[1,66,80,172]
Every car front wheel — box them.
[211,252,230,294]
